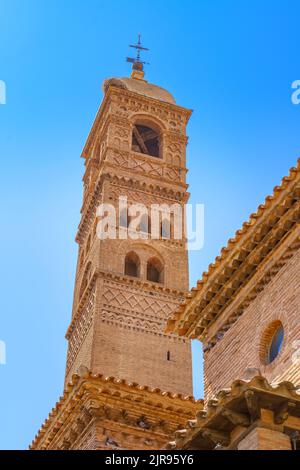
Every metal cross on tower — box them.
[126,34,149,72]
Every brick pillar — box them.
[237,427,292,450]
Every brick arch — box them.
[255,298,291,377]
[259,320,285,366]
[119,240,166,283]
[129,113,167,132]
[147,256,164,284]
[124,251,140,278]
[130,115,166,159]
[120,240,165,264]
[79,261,92,298]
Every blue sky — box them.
[0,0,299,450]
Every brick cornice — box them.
[167,375,300,450]
[30,368,201,450]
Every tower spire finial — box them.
[126,34,149,80]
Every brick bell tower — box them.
[65,44,193,396]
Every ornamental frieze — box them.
[105,148,183,183]
[100,309,164,333]
[108,183,183,206]
[66,285,96,374]
[102,281,181,321]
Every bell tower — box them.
[65,48,193,396]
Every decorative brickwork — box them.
[63,72,193,396]
[31,368,200,450]
[32,70,195,450]
[66,284,96,375]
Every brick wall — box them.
[204,248,300,399]
[92,320,193,396]
[237,427,292,450]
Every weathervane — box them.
[126,34,149,77]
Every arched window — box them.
[147,257,163,283]
[260,320,284,365]
[124,252,140,278]
[161,218,171,239]
[268,324,284,363]
[132,123,160,158]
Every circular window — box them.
[260,321,284,365]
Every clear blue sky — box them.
[0,0,299,450]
